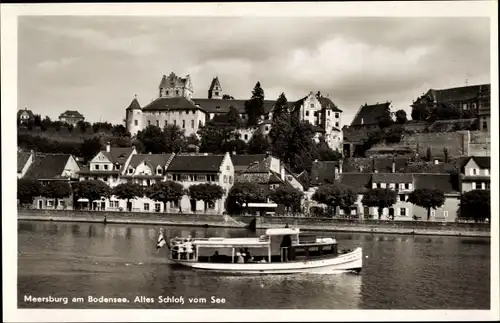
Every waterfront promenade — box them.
[17,209,490,237]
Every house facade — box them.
[125,72,344,150]
[17,108,35,125]
[20,153,81,210]
[458,156,490,192]
[59,110,85,126]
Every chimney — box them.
[106,142,111,153]
[392,158,396,173]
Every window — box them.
[372,183,377,189]
[208,201,215,209]
[128,168,133,174]
[404,183,410,190]
[144,203,150,211]
[471,168,478,175]
[191,120,195,128]
[399,194,406,202]
[328,111,330,116]
[481,182,486,190]
[485,169,489,176]
[472,182,476,189]
[244,134,248,140]
[148,120,151,126]
[314,111,318,116]
[166,90,169,96]
[482,121,488,130]
[229,176,232,184]
[241,115,246,120]
[165,120,168,127]
[462,103,467,110]
[46,200,54,207]
[181,175,188,181]
[176,90,179,96]
[310,104,314,108]
[186,110,189,115]
[380,183,386,188]
[104,165,108,170]
[134,120,138,126]
[431,210,436,217]
[486,182,490,189]
[335,122,339,127]
[197,175,207,181]
[156,120,159,127]
[305,111,309,116]
[335,113,339,118]
[59,200,66,208]
[215,92,219,96]
[265,126,269,131]
[389,183,395,190]
[226,165,230,170]
[443,211,448,218]
[400,208,407,216]
[110,201,119,208]
[157,168,162,175]
[95,165,100,170]
[192,110,196,115]
[155,203,161,212]
[224,175,227,183]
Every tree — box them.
[223,138,248,154]
[426,147,432,161]
[111,124,130,137]
[136,125,168,154]
[411,105,430,121]
[41,181,73,208]
[188,183,225,212]
[112,183,144,211]
[384,126,404,143]
[459,189,490,222]
[247,132,270,154]
[395,110,407,124]
[222,94,235,100]
[269,93,291,161]
[408,188,445,221]
[80,137,103,162]
[226,182,266,214]
[163,124,187,153]
[198,112,239,154]
[312,184,357,217]
[226,106,243,129]
[18,178,42,205]
[377,105,393,129]
[146,181,185,213]
[287,120,319,174]
[316,138,342,161]
[268,185,303,213]
[41,116,52,132]
[109,136,132,147]
[77,121,91,134]
[244,82,265,126]
[361,188,397,220]
[72,180,111,210]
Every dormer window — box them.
[157,167,163,175]
[128,167,134,174]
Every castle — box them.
[125,72,344,151]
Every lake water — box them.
[17,221,490,309]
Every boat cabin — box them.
[168,228,339,264]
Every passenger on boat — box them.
[280,234,292,262]
[185,242,193,260]
[243,248,251,262]
[236,252,245,263]
[210,251,219,262]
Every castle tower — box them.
[125,95,143,136]
[208,76,222,99]
[159,72,193,99]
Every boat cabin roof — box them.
[192,237,270,248]
[265,228,300,236]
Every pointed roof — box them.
[129,154,173,169]
[350,102,391,126]
[24,153,76,180]
[100,147,135,165]
[126,97,141,111]
[209,77,221,91]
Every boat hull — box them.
[171,247,363,274]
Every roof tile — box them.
[168,154,225,172]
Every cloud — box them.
[18,16,490,125]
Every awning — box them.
[77,198,89,202]
[247,203,278,208]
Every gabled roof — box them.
[126,98,141,111]
[427,84,490,103]
[141,97,202,112]
[191,98,290,115]
[231,154,267,173]
[337,173,372,194]
[459,156,491,170]
[60,110,84,118]
[24,153,73,180]
[317,96,342,112]
[17,108,35,119]
[413,173,459,194]
[128,154,173,169]
[100,147,135,165]
[351,102,391,126]
[243,156,273,173]
[296,170,310,188]
[372,173,413,183]
[310,160,341,186]
[209,77,221,91]
[17,151,32,173]
[168,154,225,172]
[269,171,284,184]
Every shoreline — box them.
[17,214,490,238]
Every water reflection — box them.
[18,221,490,309]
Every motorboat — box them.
[163,227,363,274]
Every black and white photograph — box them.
[2,1,498,322]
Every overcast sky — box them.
[18,16,490,125]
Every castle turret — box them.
[125,95,143,136]
[159,72,193,99]
[208,76,222,99]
